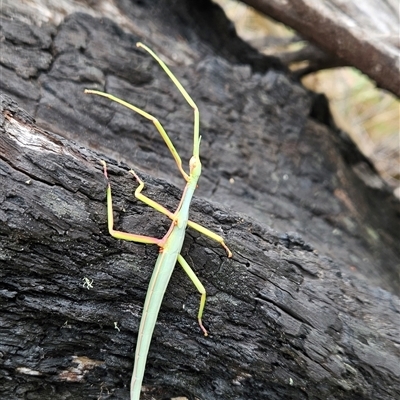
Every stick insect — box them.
[85,42,232,400]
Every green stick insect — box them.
[85,42,232,399]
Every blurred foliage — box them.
[215,0,399,195]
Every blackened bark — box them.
[1,1,399,399]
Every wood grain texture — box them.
[1,1,399,399]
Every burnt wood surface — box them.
[1,1,400,399]
[242,0,400,97]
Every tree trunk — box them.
[242,0,400,97]
[1,1,399,399]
